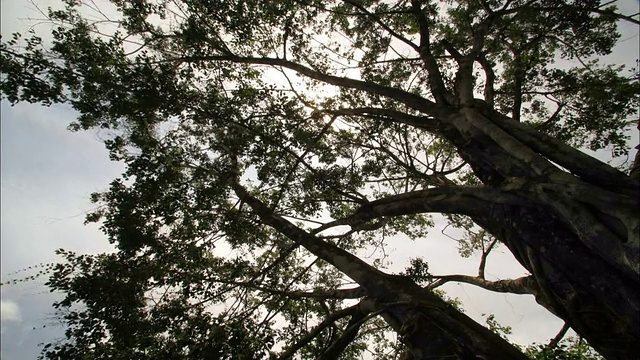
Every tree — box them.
[1,0,638,358]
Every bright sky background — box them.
[1,0,638,359]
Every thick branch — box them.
[511,53,524,122]
[477,52,496,106]
[481,104,638,195]
[345,185,531,227]
[460,107,638,212]
[312,185,528,234]
[410,0,451,104]
[456,10,496,104]
[440,39,462,61]
[630,120,640,181]
[631,144,640,181]
[228,170,528,358]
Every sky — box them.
[1,0,639,359]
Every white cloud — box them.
[1,300,21,322]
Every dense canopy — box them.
[1,0,638,359]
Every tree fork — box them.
[344,105,640,358]
[229,173,528,359]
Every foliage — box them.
[526,337,604,360]
[1,0,638,359]
[483,313,512,341]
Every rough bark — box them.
[477,207,639,360]
[341,104,640,359]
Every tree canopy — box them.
[1,0,638,359]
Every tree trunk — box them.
[437,105,640,360]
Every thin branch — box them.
[324,107,440,134]
[478,237,498,279]
[477,52,495,106]
[295,0,411,17]
[552,5,640,25]
[269,112,338,212]
[429,274,537,295]
[275,302,362,360]
[548,322,571,348]
[217,280,366,300]
[535,103,565,130]
[174,54,442,116]
[319,304,384,359]
[495,3,640,25]
[228,169,390,288]
[342,0,419,52]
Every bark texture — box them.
[350,102,640,359]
